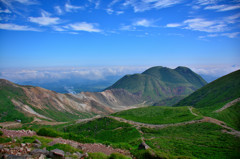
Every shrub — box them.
[87,152,108,159]
[37,128,60,137]
[109,153,131,159]
[0,130,3,136]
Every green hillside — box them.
[175,70,240,109]
[112,106,202,124]
[0,80,34,123]
[107,66,207,105]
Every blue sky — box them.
[0,0,240,69]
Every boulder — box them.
[49,149,65,159]
[33,139,42,145]
[30,149,49,156]
[138,142,150,150]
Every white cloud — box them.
[205,4,240,12]
[14,0,37,5]
[0,23,38,31]
[221,32,240,38]
[197,0,219,6]
[65,1,83,12]
[106,8,114,14]
[116,11,124,15]
[225,13,240,24]
[54,6,63,14]
[166,23,182,27]
[29,10,60,26]
[199,32,240,39]
[0,66,150,82]
[191,64,240,77]
[65,22,101,32]
[183,18,226,33]
[0,8,11,13]
[123,0,182,12]
[133,19,153,27]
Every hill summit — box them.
[106,66,207,105]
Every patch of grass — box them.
[0,137,11,143]
[65,117,141,147]
[141,122,240,159]
[46,143,82,153]
[88,152,109,159]
[112,106,201,124]
[87,152,131,159]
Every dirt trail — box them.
[188,106,199,116]
[215,97,240,113]
[0,122,22,129]
[48,138,130,156]
[108,116,240,138]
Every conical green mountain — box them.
[106,66,207,104]
[175,69,240,108]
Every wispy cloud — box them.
[205,4,240,12]
[197,0,219,6]
[133,19,154,27]
[166,23,182,28]
[29,10,60,26]
[13,0,37,5]
[199,32,240,39]
[54,6,63,15]
[0,23,39,31]
[123,0,182,12]
[0,8,11,13]
[65,1,83,12]
[183,18,226,33]
[65,22,101,32]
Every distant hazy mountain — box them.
[107,66,207,105]
[175,69,240,108]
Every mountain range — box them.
[0,66,207,123]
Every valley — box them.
[0,67,239,159]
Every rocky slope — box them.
[107,66,207,105]
[0,79,142,122]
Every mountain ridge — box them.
[107,66,207,105]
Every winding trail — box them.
[108,115,240,138]
[215,97,240,113]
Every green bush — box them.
[0,137,11,143]
[88,152,108,159]
[109,153,131,159]
[0,130,3,136]
[37,128,60,137]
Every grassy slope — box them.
[112,106,202,124]
[65,117,141,146]
[0,82,33,123]
[175,70,240,110]
[142,122,240,159]
[211,102,240,131]
[0,80,94,122]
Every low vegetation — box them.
[175,70,240,109]
[65,117,141,147]
[112,106,201,124]
[141,122,240,159]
